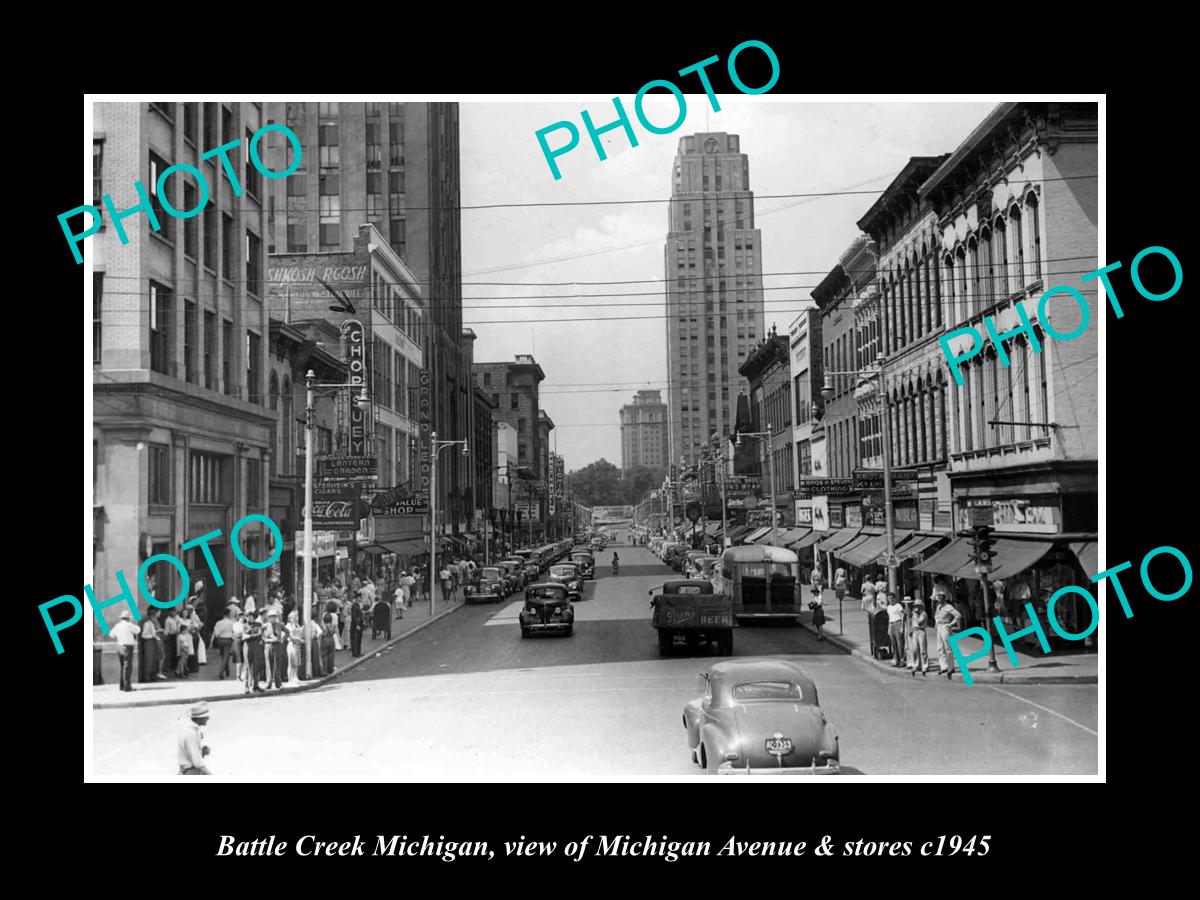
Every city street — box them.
[92,539,1098,778]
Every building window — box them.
[1010,206,1025,288]
[202,201,217,271]
[318,102,339,118]
[184,300,197,383]
[183,102,198,145]
[319,195,339,249]
[246,458,262,508]
[246,330,261,405]
[993,218,1009,298]
[93,273,103,365]
[318,123,339,167]
[366,119,382,166]
[394,350,406,417]
[510,393,519,410]
[149,444,171,505]
[203,103,218,147]
[389,216,405,253]
[246,230,262,296]
[203,310,215,390]
[182,181,199,259]
[190,451,226,504]
[148,152,174,242]
[149,281,172,376]
[222,213,235,281]
[372,336,392,410]
[244,128,261,199]
[222,320,233,396]
[221,105,234,144]
[389,119,405,165]
[1026,193,1042,284]
[93,141,103,207]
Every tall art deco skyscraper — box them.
[664,133,765,464]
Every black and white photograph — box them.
[81,91,1103,781]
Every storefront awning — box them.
[987,539,1056,581]
[913,537,976,576]
[725,525,754,544]
[743,526,772,544]
[771,527,807,547]
[816,527,861,554]
[791,529,823,550]
[378,538,428,555]
[841,530,915,568]
[895,533,948,562]
[358,542,393,556]
[1070,541,1097,578]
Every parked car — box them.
[519,583,575,638]
[547,563,584,603]
[682,659,840,775]
[650,579,733,656]
[499,559,527,590]
[465,567,506,604]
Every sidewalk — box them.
[798,589,1098,685]
[93,594,465,710]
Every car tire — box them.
[521,627,530,639]
[658,629,672,657]
[564,624,574,637]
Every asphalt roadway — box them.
[91,537,1099,778]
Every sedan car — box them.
[464,567,506,604]
[682,659,840,775]
[546,563,584,602]
[519,583,574,638]
[569,552,594,580]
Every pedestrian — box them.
[162,606,180,677]
[111,610,141,692]
[326,599,343,651]
[833,567,847,610]
[439,565,452,606]
[807,589,826,641]
[860,576,876,612]
[809,563,824,600]
[934,596,963,679]
[373,595,391,640]
[175,624,193,679]
[286,611,302,686]
[320,613,337,675]
[177,702,212,775]
[307,614,324,680]
[184,604,204,673]
[232,612,246,682]
[909,596,930,676]
[210,608,235,679]
[138,609,163,684]
[264,611,286,689]
[875,577,888,601]
[349,597,364,657]
[886,592,906,667]
[243,614,265,694]
[394,578,406,620]
[243,590,256,618]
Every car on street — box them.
[465,567,506,604]
[650,579,733,656]
[519,583,575,638]
[547,563,584,602]
[682,659,840,775]
[499,558,527,590]
[569,550,594,579]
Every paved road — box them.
[92,538,1098,777]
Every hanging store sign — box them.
[341,318,369,456]
[316,455,378,480]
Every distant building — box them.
[664,132,766,464]
[620,390,668,471]
[787,307,823,531]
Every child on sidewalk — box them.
[176,624,194,679]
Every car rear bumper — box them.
[717,760,840,776]
[521,622,572,633]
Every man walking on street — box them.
[111,610,141,692]
[210,608,235,679]
[350,597,364,657]
[177,702,212,775]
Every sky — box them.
[458,98,996,473]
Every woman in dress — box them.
[833,568,848,610]
[286,611,302,686]
[138,609,161,683]
[808,589,826,641]
[231,612,246,682]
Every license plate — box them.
[765,736,793,756]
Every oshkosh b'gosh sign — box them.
[341,319,368,455]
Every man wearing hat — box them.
[110,610,142,692]
[909,596,930,676]
[177,702,212,775]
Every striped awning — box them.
[816,527,862,554]
[743,526,773,544]
[840,530,915,567]
[895,533,948,562]
[791,529,823,550]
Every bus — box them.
[712,545,803,621]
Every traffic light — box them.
[972,525,996,569]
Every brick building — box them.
[92,101,273,632]
[473,355,547,534]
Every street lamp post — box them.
[735,426,778,549]
[822,352,898,599]
[429,430,469,617]
[302,369,371,677]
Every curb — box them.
[93,600,467,711]
[796,620,1097,685]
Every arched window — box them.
[1025,192,1042,283]
[944,254,956,325]
[967,237,981,317]
[1010,205,1025,289]
[979,226,993,309]
[955,246,969,323]
[993,217,1009,299]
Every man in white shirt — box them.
[177,702,212,775]
[886,593,906,668]
[110,610,142,692]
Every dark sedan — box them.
[464,567,506,604]
[547,563,584,602]
[683,659,840,775]
[519,583,574,638]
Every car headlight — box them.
[568,581,579,589]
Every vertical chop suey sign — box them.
[342,318,368,456]
[418,368,431,504]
